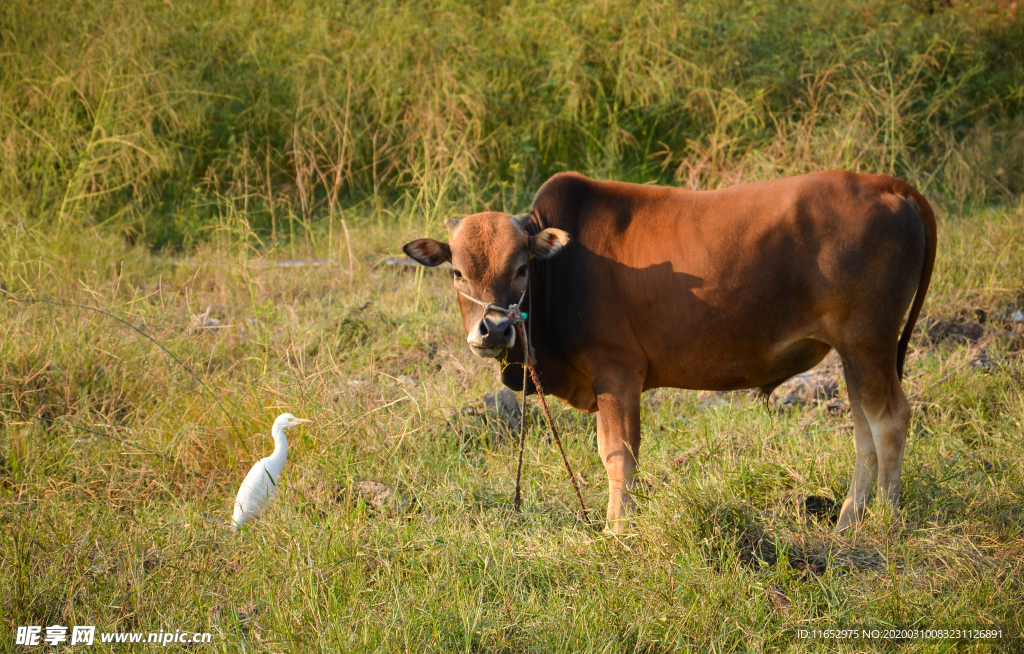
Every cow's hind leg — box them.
[594,377,643,533]
[837,359,878,530]
[836,355,910,531]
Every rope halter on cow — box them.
[457,283,530,355]
[456,272,590,523]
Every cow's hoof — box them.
[836,498,864,533]
[603,517,634,534]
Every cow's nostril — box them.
[477,315,514,345]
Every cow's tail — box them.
[895,185,937,381]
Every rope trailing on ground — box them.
[513,317,589,522]
[458,277,590,522]
[513,315,529,512]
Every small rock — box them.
[766,584,792,614]
[86,549,112,577]
[353,480,394,510]
[484,387,522,437]
[189,306,221,335]
[1012,310,1023,323]
[970,351,993,371]
[143,547,162,572]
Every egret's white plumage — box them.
[231,413,310,531]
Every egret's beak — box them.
[292,418,313,424]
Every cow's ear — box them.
[529,228,571,259]
[403,239,451,267]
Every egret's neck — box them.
[269,423,289,464]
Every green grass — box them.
[1,203,1023,652]
[2,0,1024,650]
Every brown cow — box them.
[404,171,936,532]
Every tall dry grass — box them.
[1,0,1022,249]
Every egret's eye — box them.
[453,269,463,281]
[516,264,528,278]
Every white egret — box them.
[231,413,311,531]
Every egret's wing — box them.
[234,459,277,519]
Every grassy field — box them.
[2,203,1024,652]
[3,0,1024,651]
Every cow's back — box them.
[529,171,928,393]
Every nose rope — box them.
[456,273,591,523]
[456,285,529,323]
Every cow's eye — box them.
[516,264,528,278]
[452,269,463,281]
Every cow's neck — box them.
[498,216,576,406]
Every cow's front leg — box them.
[594,379,643,533]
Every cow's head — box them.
[402,212,570,358]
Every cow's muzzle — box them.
[467,313,516,358]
